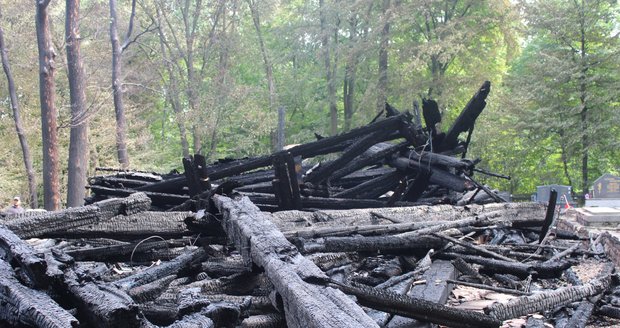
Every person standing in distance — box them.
[4,196,25,214]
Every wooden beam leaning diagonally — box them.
[212,195,379,328]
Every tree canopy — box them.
[0,0,618,207]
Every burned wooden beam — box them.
[438,252,570,279]
[310,277,500,328]
[330,141,409,183]
[440,81,491,151]
[45,211,195,240]
[0,260,79,328]
[305,129,392,185]
[333,170,404,199]
[88,186,189,207]
[484,276,611,321]
[5,192,151,239]
[0,224,48,288]
[213,195,379,328]
[114,247,207,291]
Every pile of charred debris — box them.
[2,81,620,328]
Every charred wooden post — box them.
[0,260,79,328]
[540,189,558,243]
[213,195,379,328]
[440,81,491,151]
[183,154,212,198]
[272,152,301,210]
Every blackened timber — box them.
[65,238,194,262]
[484,276,611,321]
[183,156,202,196]
[401,148,474,170]
[431,232,518,263]
[114,247,207,291]
[206,114,411,182]
[243,192,421,210]
[305,235,445,253]
[5,192,151,238]
[402,170,432,202]
[305,129,392,185]
[440,81,491,151]
[212,195,379,328]
[333,170,403,199]
[272,152,301,210]
[447,280,531,296]
[318,278,500,328]
[391,156,470,192]
[89,185,189,207]
[437,253,570,279]
[46,211,194,240]
[540,189,558,242]
[63,270,142,328]
[132,175,185,194]
[0,260,79,328]
[284,220,454,239]
[331,167,395,189]
[330,141,408,182]
[0,224,48,288]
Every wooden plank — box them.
[386,260,456,327]
[213,195,379,328]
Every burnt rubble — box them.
[1,81,620,327]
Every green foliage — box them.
[0,0,618,204]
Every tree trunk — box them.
[66,0,90,208]
[0,26,38,208]
[152,7,191,158]
[248,0,280,150]
[319,0,338,136]
[182,0,202,154]
[343,15,358,132]
[377,0,390,113]
[578,0,588,201]
[36,0,60,211]
[109,0,135,168]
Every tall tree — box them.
[247,0,280,150]
[36,0,60,210]
[510,0,620,198]
[0,23,38,208]
[65,0,89,207]
[109,0,137,168]
[319,0,339,136]
[377,0,390,113]
[396,0,517,107]
[149,0,224,156]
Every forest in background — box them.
[0,0,618,209]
